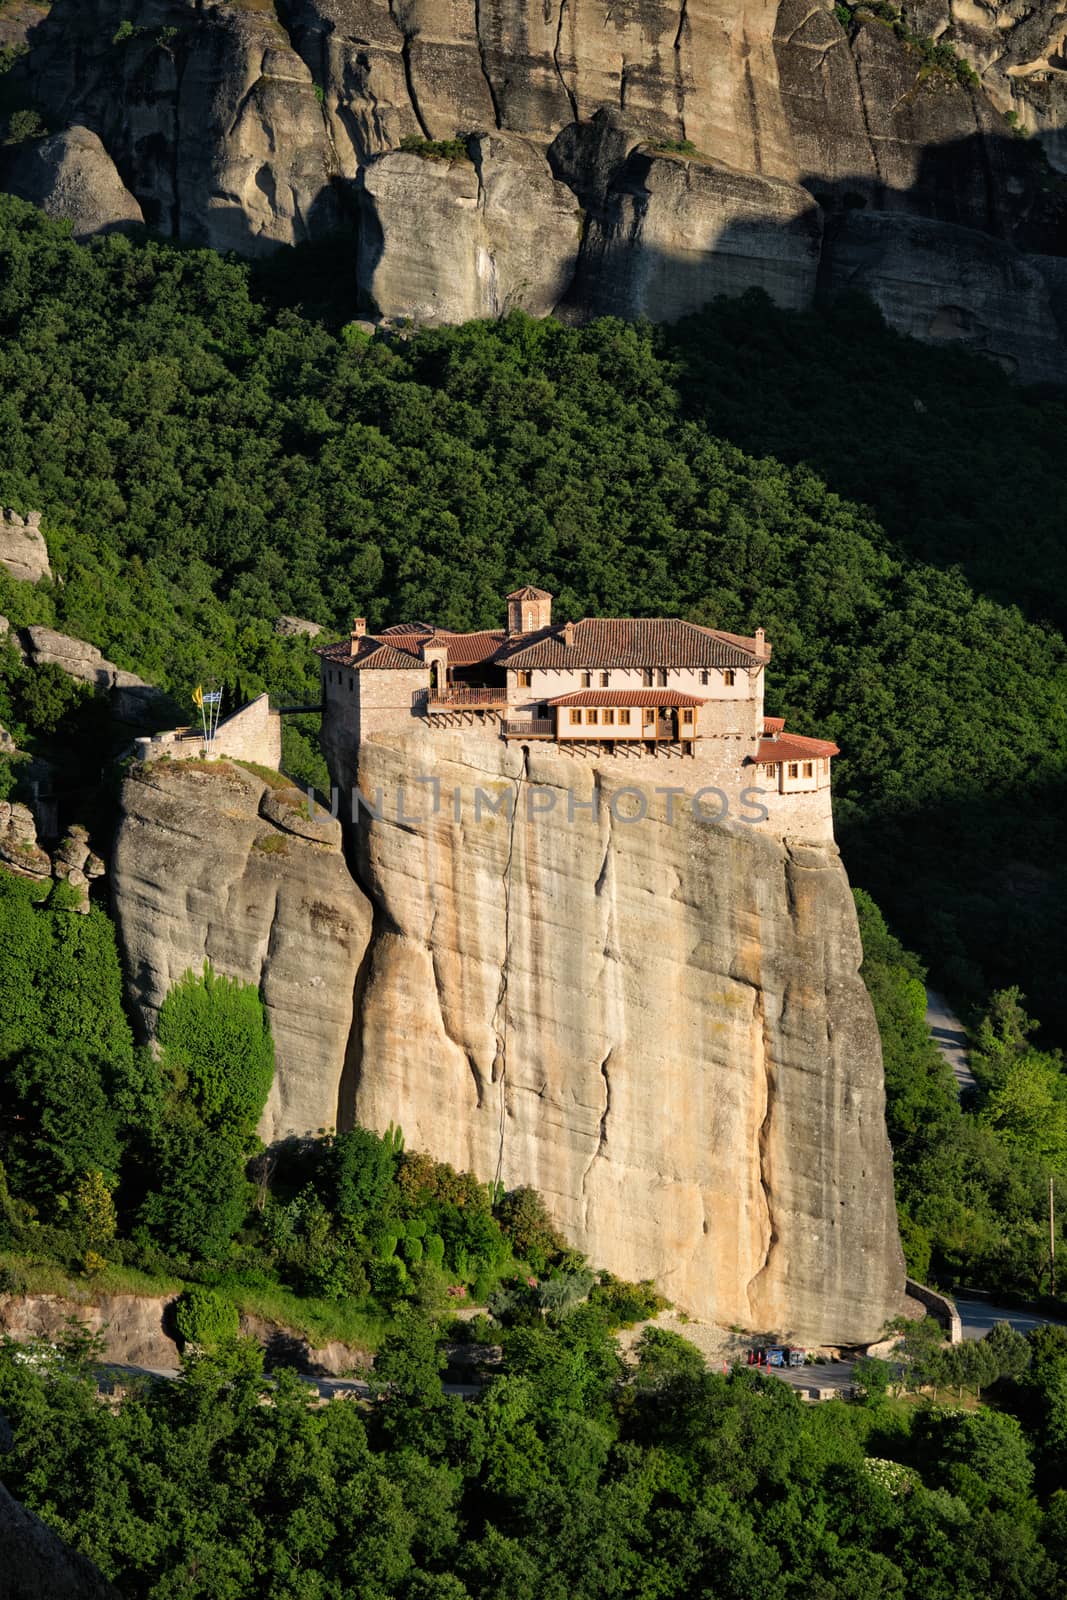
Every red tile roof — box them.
[317,613,769,672]
[763,716,785,733]
[507,585,552,600]
[755,733,839,763]
[549,689,708,708]
[423,629,505,667]
[501,617,766,670]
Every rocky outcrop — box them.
[111,759,371,1143]
[0,1289,371,1375]
[5,0,1065,377]
[359,132,582,322]
[555,114,824,319]
[0,508,50,585]
[824,210,1067,384]
[0,800,51,879]
[20,625,171,726]
[275,614,323,638]
[3,126,144,239]
[337,730,905,1344]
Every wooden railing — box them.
[503,718,554,738]
[414,686,509,710]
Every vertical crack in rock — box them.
[746,983,780,1317]
[387,0,432,138]
[473,0,504,129]
[431,940,485,1109]
[742,43,763,175]
[554,0,579,121]
[581,1048,613,1229]
[672,0,689,132]
[492,749,527,1184]
[842,23,886,190]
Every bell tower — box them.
[506,585,553,635]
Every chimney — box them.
[754,626,766,655]
[563,621,574,648]
[351,616,367,648]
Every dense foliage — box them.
[0,198,1065,1026]
[856,890,1066,1297]
[4,1310,1067,1598]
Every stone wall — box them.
[134,693,281,770]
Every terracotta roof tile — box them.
[501,618,764,670]
[763,717,786,733]
[755,733,839,763]
[506,585,552,600]
[549,689,708,708]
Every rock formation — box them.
[111,759,371,1143]
[19,624,172,726]
[0,509,50,586]
[110,728,906,1342]
[3,126,144,239]
[3,0,1065,377]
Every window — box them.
[642,668,653,687]
[599,671,609,687]
[724,669,735,687]
[803,761,813,778]
[603,708,615,725]
[700,670,709,685]
[656,668,667,687]
[681,708,694,726]
[765,763,778,779]
[516,670,532,688]
[619,708,631,725]
[581,671,591,688]
[348,676,354,692]
[569,709,582,725]
[787,763,799,779]
[586,708,599,724]
[643,708,656,724]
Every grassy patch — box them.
[235,759,288,789]
[224,1281,395,1351]
[0,1251,182,1300]
[252,831,289,855]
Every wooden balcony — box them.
[414,686,508,712]
[503,718,555,739]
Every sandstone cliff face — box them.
[339,731,904,1344]
[111,760,370,1143]
[7,0,1065,378]
[110,727,905,1340]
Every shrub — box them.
[173,1285,240,1349]
[4,109,44,144]
[399,133,470,162]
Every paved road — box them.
[955,1295,1066,1342]
[926,986,976,1095]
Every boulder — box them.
[3,125,144,239]
[0,508,50,585]
[274,614,323,638]
[0,800,50,878]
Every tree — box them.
[158,963,274,1140]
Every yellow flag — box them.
[192,685,204,710]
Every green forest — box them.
[0,197,1065,1029]
[3,195,1067,1596]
